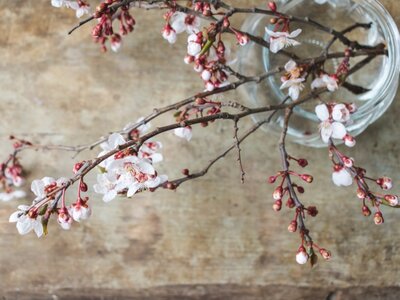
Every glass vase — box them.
[236,0,400,147]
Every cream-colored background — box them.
[0,1,399,299]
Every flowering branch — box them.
[3,0,398,267]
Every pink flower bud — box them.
[80,181,88,192]
[273,186,283,200]
[268,175,277,184]
[346,103,357,113]
[343,134,356,147]
[319,248,332,260]
[373,211,384,225]
[182,169,190,176]
[223,18,230,28]
[377,177,392,190]
[184,55,194,64]
[236,32,249,46]
[297,158,308,168]
[296,246,309,265]
[343,157,354,168]
[296,186,305,194]
[307,206,318,217]
[357,188,367,199]
[268,1,277,12]
[362,205,371,217]
[286,197,295,208]
[272,199,282,212]
[288,220,297,232]
[384,194,399,206]
[300,174,313,183]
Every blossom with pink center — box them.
[31,177,68,202]
[51,0,89,18]
[331,103,350,122]
[280,60,305,100]
[311,74,339,92]
[69,200,91,222]
[315,104,348,143]
[162,24,177,44]
[108,156,167,197]
[170,12,200,35]
[0,190,26,202]
[9,205,43,237]
[265,28,302,53]
[98,133,126,168]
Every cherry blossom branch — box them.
[161,97,291,189]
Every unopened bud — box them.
[300,174,313,183]
[357,188,367,199]
[377,177,392,190]
[272,199,282,212]
[286,197,295,208]
[319,248,332,260]
[80,181,88,192]
[362,205,371,217]
[195,98,206,105]
[373,211,384,225]
[307,206,318,217]
[273,186,283,200]
[297,186,305,194]
[296,246,309,265]
[268,175,277,184]
[182,169,190,176]
[297,158,308,168]
[268,1,277,12]
[223,17,230,28]
[288,220,297,232]
[384,194,399,206]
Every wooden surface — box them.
[0,1,399,298]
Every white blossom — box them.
[70,203,91,222]
[265,28,302,53]
[311,74,338,92]
[315,104,348,143]
[93,173,118,202]
[170,12,200,34]
[331,103,350,122]
[280,60,305,100]
[332,167,353,187]
[98,133,126,168]
[0,190,26,202]
[31,177,67,202]
[109,156,167,197]
[9,205,43,237]
[187,33,202,56]
[162,25,177,44]
[174,127,192,141]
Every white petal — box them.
[9,211,22,222]
[33,219,44,237]
[103,190,117,203]
[108,133,126,149]
[331,122,347,139]
[288,86,300,100]
[127,184,141,197]
[288,28,302,38]
[311,78,324,90]
[284,60,297,71]
[315,104,329,121]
